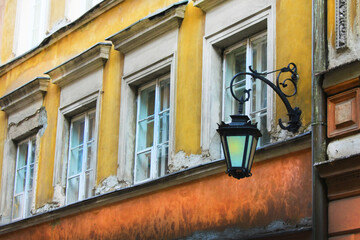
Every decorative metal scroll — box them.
[336,0,347,49]
[229,63,302,133]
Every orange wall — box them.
[0,148,312,240]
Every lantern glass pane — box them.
[244,135,253,169]
[249,137,258,169]
[227,136,246,167]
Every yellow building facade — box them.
[0,0,314,239]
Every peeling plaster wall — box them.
[327,132,360,160]
[95,175,130,195]
[169,151,212,172]
[0,149,312,240]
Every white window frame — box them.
[134,75,170,184]
[66,0,104,22]
[65,109,96,204]
[200,6,275,160]
[53,92,101,205]
[118,56,177,185]
[222,32,270,146]
[12,136,37,221]
[13,0,49,56]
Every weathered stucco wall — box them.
[175,2,204,155]
[276,0,312,130]
[0,0,188,208]
[0,0,313,234]
[0,149,311,240]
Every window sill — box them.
[0,131,311,235]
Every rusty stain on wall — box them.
[0,149,311,240]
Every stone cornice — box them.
[193,0,225,12]
[45,42,111,87]
[106,1,186,53]
[0,77,50,114]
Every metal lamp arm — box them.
[229,63,302,133]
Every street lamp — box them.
[217,63,302,179]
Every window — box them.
[12,137,36,220]
[66,110,96,204]
[66,0,103,22]
[14,0,48,56]
[135,76,170,183]
[223,33,270,146]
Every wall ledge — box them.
[106,1,186,53]
[45,42,111,87]
[193,0,225,12]
[0,132,311,235]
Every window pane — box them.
[158,111,169,144]
[137,117,154,151]
[225,45,246,88]
[139,85,155,120]
[88,112,96,141]
[13,194,24,219]
[157,144,168,177]
[85,171,93,199]
[135,151,151,182]
[69,147,83,176]
[17,142,28,169]
[67,177,80,204]
[224,44,247,123]
[15,168,26,194]
[71,117,85,148]
[251,35,267,113]
[30,139,36,164]
[28,165,34,190]
[86,143,93,170]
[25,190,33,217]
[160,79,170,111]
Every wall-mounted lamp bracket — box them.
[230,63,302,133]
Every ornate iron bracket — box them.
[230,63,302,133]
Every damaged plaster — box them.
[34,202,61,215]
[327,132,360,160]
[168,151,213,173]
[270,124,311,143]
[95,175,130,195]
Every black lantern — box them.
[217,115,261,179]
[218,63,302,179]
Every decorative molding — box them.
[316,153,360,200]
[327,88,360,138]
[106,3,186,53]
[45,42,111,87]
[0,77,50,114]
[193,0,225,12]
[324,77,360,96]
[336,0,347,49]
